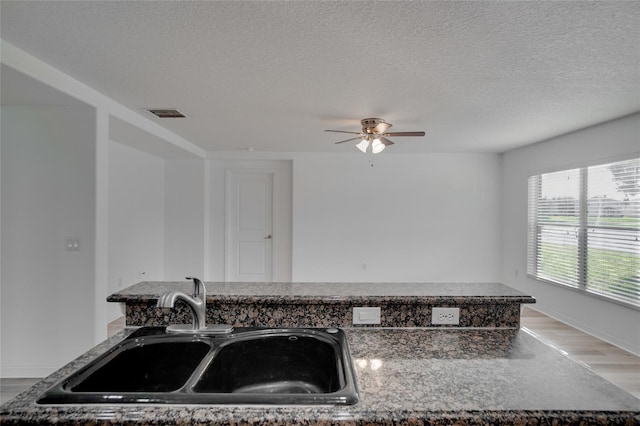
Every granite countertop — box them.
[108,281,537,305]
[2,327,638,425]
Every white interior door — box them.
[225,170,273,281]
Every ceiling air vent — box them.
[147,109,186,118]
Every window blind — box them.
[527,158,640,307]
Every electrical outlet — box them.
[65,237,80,251]
[431,307,460,325]
[353,307,381,325]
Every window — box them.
[527,158,640,308]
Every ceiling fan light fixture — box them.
[371,138,385,154]
[326,117,425,156]
[356,138,370,153]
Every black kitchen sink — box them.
[37,327,359,405]
[194,333,341,394]
[70,340,212,393]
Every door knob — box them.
[265,234,272,239]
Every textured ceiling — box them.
[1,1,639,154]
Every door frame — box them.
[224,169,274,282]
[222,162,292,282]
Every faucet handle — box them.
[185,276,204,298]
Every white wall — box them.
[292,153,503,282]
[0,44,208,377]
[1,106,97,376]
[107,141,165,321]
[163,158,207,280]
[501,113,640,355]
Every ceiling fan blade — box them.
[380,137,395,146]
[334,137,363,144]
[325,130,362,135]
[384,131,425,137]
[374,122,392,133]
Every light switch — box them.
[353,307,381,325]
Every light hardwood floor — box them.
[520,306,640,399]
[1,309,639,404]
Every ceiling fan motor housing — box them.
[361,118,386,133]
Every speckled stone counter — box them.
[1,327,638,425]
[108,282,536,328]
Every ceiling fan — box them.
[325,118,425,154]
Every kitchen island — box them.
[1,282,638,424]
[108,281,536,328]
[1,327,638,425]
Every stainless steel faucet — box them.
[157,276,207,331]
